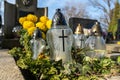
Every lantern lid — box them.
[74,23,84,34]
[91,22,102,36]
[52,9,67,26]
[33,27,42,39]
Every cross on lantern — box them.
[59,30,68,52]
[79,36,84,48]
[91,42,95,49]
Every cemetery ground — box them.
[0,44,120,80]
[2,0,120,79]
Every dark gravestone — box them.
[0,15,2,28]
[106,32,114,43]
[0,15,3,48]
[4,1,16,38]
[2,0,48,49]
[16,0,48,20]
[69,17,98,33]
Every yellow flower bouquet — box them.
[19,14,52,40]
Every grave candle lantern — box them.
[85,22,106,58]
[30,27,46,60]
[46,9,73,64]
[12,24,22,38]
[73,24,86,50]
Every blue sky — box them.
[38,0,89,19]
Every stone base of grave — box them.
[102,76,120,80]
[106,53,120,61]
[110,76,120,80]
[1,38,21,49]
[106,44,120,53]
[106,44,120,60]
[0,49,24,80]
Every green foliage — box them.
[108,0,120,36]
[9,47,120,79]
[9,30,120,80]
[117,56,120,64]
[108,24,118,37]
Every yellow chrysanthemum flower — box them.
[40,16,48,23]
[23,21,35,30]
[27,14,38,22]
[46,20,52,29]
[36,22,47,32]
[19,17,27,25]
[42,32,46,40]
[27,27,36,36]
[33,16,38,22]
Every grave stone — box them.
[0,15,3,48]
[4,1,16,38]
[106,32,114,43]
[69,17,98,35]
[2,0,48,49]
[0,15,2,28]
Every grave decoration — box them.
[9,9,120,80]
[85,22,106,58]
[73,23,86,50]
[2,0,48,49]
[46,9,73,65]
[18,13,52,60]
[30,27,46,60]
[69,17,97,37]
[12,22,22,38]
[46,9,74,74]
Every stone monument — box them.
[2,0,48,49]
[69,17,98,36]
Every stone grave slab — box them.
[106,44,120,53]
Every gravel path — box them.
[0,49,24,80]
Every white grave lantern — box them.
[30,27,46,60]
[46,9,73,64]
[85,22,106,58]
[73,24,86,50]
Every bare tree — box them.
[88,0,115,26]
[62,2,88,23]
